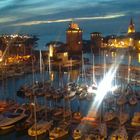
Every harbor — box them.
[0,51,140,140]
[0,2,140,139]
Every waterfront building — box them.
[90,32,103,51]
[66,22,83,54]
[48,43,68,62]
[0,34,38,64]
[106,18,140,51]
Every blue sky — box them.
[0,0,140,45]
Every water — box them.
[0,52,140,139]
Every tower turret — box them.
[66,22,83,54]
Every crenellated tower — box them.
[66,22,83,54]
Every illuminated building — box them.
[90,32,103,50]
[106,18,140,51]
[48,44,68,62]
[66,22,83,54]
[128,18,135,34]
[0,34,38,63]
[46,41,81,70]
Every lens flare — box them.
[87,55,124,118]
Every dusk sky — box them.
[0,0,140,46]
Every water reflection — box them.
[0,52,140,140]
[68,69,80,82]
[0,52,140,99]
[138,53,140,63]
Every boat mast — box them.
[33,96,37,140]
[127,55,131,84]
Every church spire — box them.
[128,18,135,34]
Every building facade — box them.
[66,22,83,54]
[107,18,140,51]
[0,34,38,63]
[90,32,103,50]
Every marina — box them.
[0,5,140,139]
[0,51,140,140]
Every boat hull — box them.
[0,125,15,135]
[49,133,68,140]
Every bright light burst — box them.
[87,55,124,117]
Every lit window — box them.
[64,52,68,57]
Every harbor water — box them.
[0,52,140,140]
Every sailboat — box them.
[104,110,116,122]
[84,124,107,140]
[64,90,76,100]
[0,105,29,133]
[28,120,53,137]
[108,125,128,140]
[118,112,129,125]
[87,53,98,101]
[49,120,70,140]
[71,107,83,124]
[49,126,69,140]
[72,129,83,140]
[49,88,71,140]
[98,123,107,139]
[131,112,140,126]
[129,94,138,105]
[117,94,127,106]
[132,131,140,140]
[0,99,17,113]
[28,76,53,138]
[15,103,45,131]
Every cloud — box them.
[0,0,140,35]
[0,16,17,24]
[12,13,125,26]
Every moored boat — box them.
[0,105,29,134]
[129,95,138,105]
[117,95,127,106]
[131,112,140,126]
[132,131,140,140]
[49,127,68,140]
[104,110,116,122]
[72,129,83,140]
[108,125,128,140]
[28,120,53,137]
[71,112,82,123]
[118,112,129,125]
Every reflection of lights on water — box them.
[138,53,140,63]
[49,45,53,57]
[111,52,116,58]
[50,72,54,81]
[64,72,68,74]
[87,55,124,117]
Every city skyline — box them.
[0,0,140,46]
